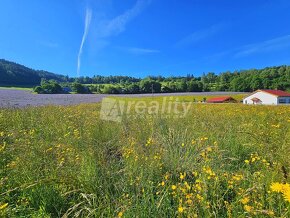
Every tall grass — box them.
[0,99,289,217]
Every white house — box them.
[243,89,290,105]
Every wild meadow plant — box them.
[0,98,289,217]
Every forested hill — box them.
[0,58,289,92]
[0,59,68,86]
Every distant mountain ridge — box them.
[0,59,67,86]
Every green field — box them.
[0,97,289,217]
[0,86,33,91]
[112,94,246,102]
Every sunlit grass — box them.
[0,99,289,217]
[112,94,246,102]
[0,86,33,91]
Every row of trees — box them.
[1,59,289,92]
[33,79,203,94]
[33,65,290,94]
[34,80,91,94]
[90,65,290,94]
[90,80,204,94]
[87,66,290,93]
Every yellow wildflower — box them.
[244,160,249,164]
[146,138,153,146]
[0,203,8,210]
[185,193,192,199]
[186,199,193,204]
[206,147,212,152]
[196,194,204,201]
[195,183,202,191]
[240,197,250,204]
[118,211,123,217]
[171,185,177,190]
[180,172,186,180]
[178,206,184,213]
[0,144,5,152]
[244,205,252,212]
[270,182,284,193]
[161,181,165,186]
[283,189,290,202]
[164,173,170,180]
[232,174,243,181]
[282,183,290,192]
[184,181,191,190]
[200,152,206,158]
[46,147,53,152]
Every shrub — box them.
[71,83,91,94]
[102,85,120,94]
[33,86,44,94]
[34,80,63,94]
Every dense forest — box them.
[0,59,289,94]
[0,59,68,86]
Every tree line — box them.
[1,59,289,93]
[84,66,290,94]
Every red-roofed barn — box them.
[207,96,237,103]
[243,89,290,105]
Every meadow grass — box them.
[112,93,246,102]
[0,97,289,217]
[0,86,33,91]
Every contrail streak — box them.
[77,8,92,77]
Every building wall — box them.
[243,91,278,105]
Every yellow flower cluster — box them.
[46,143,81,166]
[244,153,271,167]
[270,182,290,202]
[145,138,153,146]
[0,142,6,153]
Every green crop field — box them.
[0,86,33,91]
[112,94,246,102]
[0,97,289,217]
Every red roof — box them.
[259,89,290,97]
[207,96,235,103]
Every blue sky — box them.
[1,0,290,78]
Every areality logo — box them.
[100,97,192,122]
[100,98,126,122]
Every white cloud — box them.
[77,8,92,77]
[99,0,151,38]
[235,35,290,58]
[76,0,151,76]
[119,46,160,55]
[176,23,226,48]
[202,34,290,62]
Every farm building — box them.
[207,96,237,103]
[243,89,290,105]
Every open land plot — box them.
[0,96,289,217]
